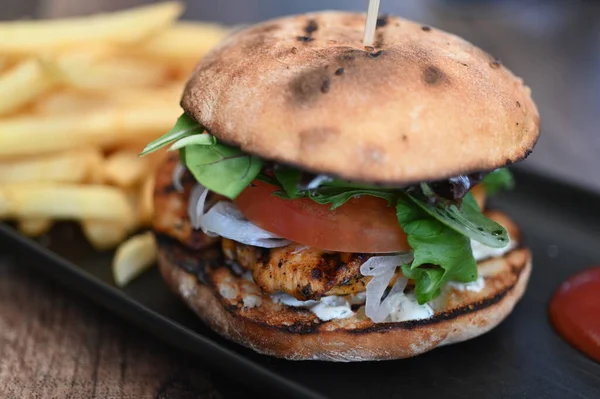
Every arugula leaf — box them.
[273,166,304,198]
[140,114,203,156]
[270,168,399,209]
[396,196,477,304]
[318,178,391,190]
[182,144,263,199]
[169,133,216,151]
[407,191,509,248]
[482,168,515,195]
[255,172,280,187]
[271,185,398,210]
[308,188,397,210]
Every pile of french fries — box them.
[0,2,228,286]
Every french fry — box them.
[0,148,103,184]
[0,183,134,223]
[112,231,157,287]
[0,3,229,288]
[86,149,106,184]
[54,46,170,91]
[124,187,142,232]
[34,91,107,115]
[17,218,53,237]
[137,21,228,73]
[0,58,54,116]
[103,150,150,188]
[107,82,183,107]
[36,83,183,117]
[82,220,128,251]
[0,2,183,56]
[139,174,155,227]
[0,102,180,157]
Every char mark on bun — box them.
[141,10,539,361]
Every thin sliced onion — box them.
[196,188,212,234]
[376,276,409,321]
[200,201,291,248]
[360,253,413,323]
[172,162,186,193]
[306,174,333,189]
[187,184,291,248]
[291,245,310,255]
[188,184,207,229]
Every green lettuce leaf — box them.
[407,191,509,248]
[482,168,515,195]
[141,114,262,199]
[181,144,263,199]
[396,196,477,304]
[140,114,203,156]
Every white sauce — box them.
[271,293,353,321]
[219,284,238,300]
[271,292,319,308]
[310,297,354,321]
[348,291,366,305]
[270,289,433,323]
[242,295,262,309]
[472,237,515,262]
[385,291,434,322]
[447,276,486,293]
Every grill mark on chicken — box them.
[221,239,403,301]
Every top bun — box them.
[181,11,540,184]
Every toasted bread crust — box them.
[156,234,531,361]
[181,11,540,184]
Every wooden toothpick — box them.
[363,0,381,47]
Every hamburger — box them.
[142,11,540,361]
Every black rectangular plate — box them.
[2,168,600,399]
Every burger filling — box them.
[143,114,516,323]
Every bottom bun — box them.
[155,214,531,362]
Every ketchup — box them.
[549,267,600,363]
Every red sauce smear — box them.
[549,267,600,363]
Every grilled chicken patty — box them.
[222,238,403,301]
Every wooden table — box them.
[0,258,249,398]
[1,1,599,397]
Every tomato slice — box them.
[234,181,410,253]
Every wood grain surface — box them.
[0,259,247,399]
